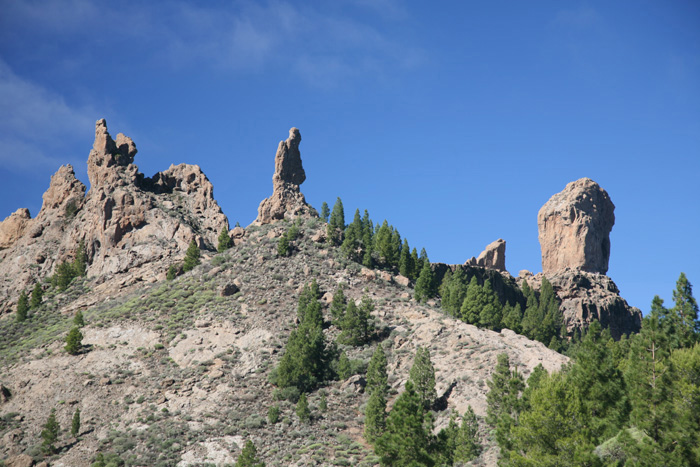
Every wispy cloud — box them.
[0,59,93,171]
[0,0,423,87]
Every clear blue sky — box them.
[1,1,698,314]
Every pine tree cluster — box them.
[488,273,700,466]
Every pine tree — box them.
[65,326,83,355]
[74,310,85,327]
[454,406,481,463]
[319,391,328,412]
[374,382,434,466]
[277,233,290,257]
[341,209,363,261]
[672,272,699,348]
[182,239,200,272]
[296,392,310,422]
[440,269,468,316]
[434,412,459,466]
[236,439,265,467]
[30,283,43,309]
[501,303,523,333]
[409,248,420,281]
[337,351,352,380]
[367,344,389,396]
[41,408,60,455]
[71,407,81,437]
[408,346,436,410]
[373,220,393,267]
[478,279,503,331]
[460,276,482,324]
[268,404,280,424]
[73,239,88,277]
[327,197,345,245]
[486,353,524,453]
[398,239,412,278]
[364,389,387,443]
[166,264,177,281]
[414,262,436,303]
[217,226,233,252]
[320,202,330,222]
[16,290,28,322]
[330,286,347,324]
[275,317,327,392]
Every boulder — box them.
[255,128,317,224]
[538,178,614,274]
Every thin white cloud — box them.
[1,0,423,88]
[0,59,92,172]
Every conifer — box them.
[71,407,81,437]
[414,262,436,303]
[329,286,347,324]
[408,346,436,410]
[320,201,330,222]
[364,389,387,442]
[73,240,88,277]
[16,290,28,322]
[236,439,265,467]
[65,326,83,355]
[41,408,60,455]
[74,310,85,327]
[166,264,177,281]
[366,344,389,396]
[182,239,200,272]
[30,282,44,308]
[454,406,481,463]
[217,226,233,252]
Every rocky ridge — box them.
[0,119,228,313]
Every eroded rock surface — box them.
[538,178,614,275]
[0,119,228,313]
[255,128,316,224]
[465,239,506,271]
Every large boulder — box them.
[538,178,614,275]
[255,127,316,224]
[0,209,32,249]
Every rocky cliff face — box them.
[538,178,615,275]
[255,128,316,224]
[0,119,228,313]
[530,178,640,337]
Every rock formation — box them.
[528,178,641,338]
[255,128,316,224]
[538,178,614,275]
[518,270,641,340]
[0,119,228,313]
[465,239,506,271]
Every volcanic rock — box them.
[0,119,228,313]
[538,178,614,275]
[519,271,642,340]
[255,128,316,224]
[465,239,506,271]
[0,209,31,249]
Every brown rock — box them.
[0,119,229,312]
[394,275,411,287]
[0,209,31,249]
[467,239,506,271]
[99,377,111,385]
[6,454,34,467]
[538,178,614,274]
[360,267,376,281]
[255,128,317,224]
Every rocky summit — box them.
[0,122,654,466]
[537,177,615,275]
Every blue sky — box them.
[1,0,698,314]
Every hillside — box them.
[1,122,649,466]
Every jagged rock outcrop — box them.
[518,270,642,340]
[538,178,614,275]
[0,119,228,313]
[465,239,506,271]
[0,209,31,249]
[255,128,316,224]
